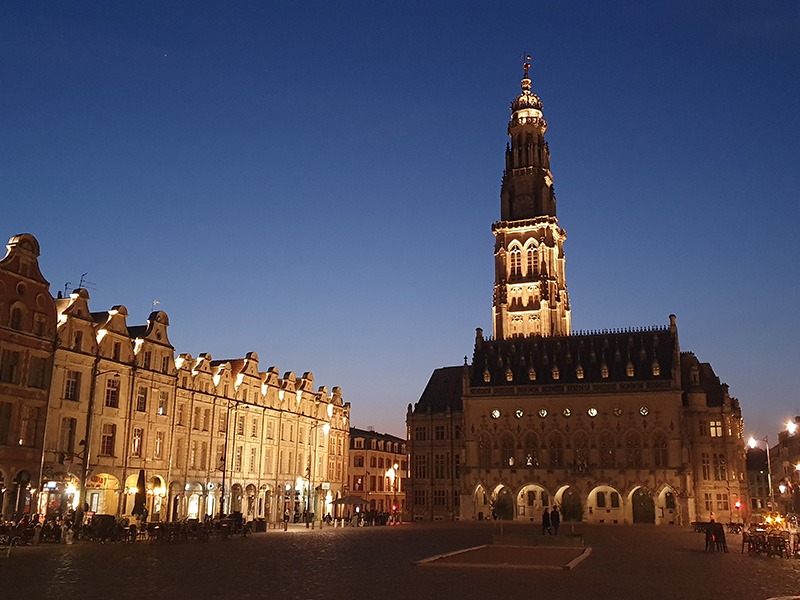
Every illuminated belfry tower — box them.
[492,58,571,339]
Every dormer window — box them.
[576,365,584,380]
[552,367,559,380]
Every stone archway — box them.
[631,486,656,524]
[586,485,623,524]
[230,484,243,514]
[85,472,120,515]
[493,486,514,520]
[474,484,491,521]
[516,484,549,522]
[656,486,679,525]
[556,485,583,522]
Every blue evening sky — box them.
[2,2,798,439]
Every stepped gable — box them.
[471,325,676,387]
[414,366,464,412]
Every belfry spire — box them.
[491,60,571,340]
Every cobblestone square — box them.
[4,522,800,599]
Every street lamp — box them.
[748,435,775,512]
[385,463,399,524]
[78,367,120,512]
[306,419,331,529]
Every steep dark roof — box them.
[470,327,677,387]
[746,447,768,471]
[679,352,727,407]
[127,325,148,339]
[413,366,464,414]
[349,427,405,444]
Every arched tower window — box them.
[10,306,23,330]
[509,249,522,279]
[526,246,538,277]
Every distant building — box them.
[0,232,350,524]
[348,427,406,519]
[771,417,800,515]
[0,234,56,519]
[407,61,748,525]
[746,446,770,517]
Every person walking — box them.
[541,507,552,535]
[551,506,561,535]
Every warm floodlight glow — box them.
[779,484,787,494]
[748,437,757,449]
[322,423,330,436]
[787,421,798,434]
[296,390,303,404]
[278,390,285,401]
[327,404,334,418]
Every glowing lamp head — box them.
[748,437,757,449]
[787,421,798,435]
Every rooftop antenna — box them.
[151,299,161,313]
[77,272,97,291]
[63,282,72,296]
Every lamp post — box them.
[748,435,775,512]
[306,419,330,529]
[78,366,120,512]
[390,463,399,523]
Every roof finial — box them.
[521,54,532,92]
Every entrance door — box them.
[560,487,583,522]
[632,488,655,523]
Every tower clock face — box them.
[639,406,650,416]
[538,408,547,418]
[515,409,524,419]
[587,407,598,417]
[491,409,501,419]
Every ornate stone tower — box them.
[492,59,571,339]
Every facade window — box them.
[27,356,47,389]
[454,454,460,478]
[716,493,728,511]
[251,418,258,438]
[157,391,168,415]
[599,432,615,468]
[10,306,23,330]
[353,476,364,491]
[131,427,144,457]
[143,351,151,370]
[478,433,492,468]
[237,414,245,436]
[104,378,120,408]
[59,417,77,454]
[177,403,185,426]
[712,453,727,481]
[524,432,539,467]
[526,247,538,276]
[193,407,201,430]
[699,420,708,436]
[235,446,243,472]
[414,454,428,479]
[704,493,713,512]
[433,490,446,506]
[378,457,384,469]
[573,432,589,470]
[501,434,515,466]
[100,423,116,456]
[354,455,364,467]
[136,387,148,412]
[18,405,39,447]
[266,420,274,439]
[161,355,169,373]
[665,492,676,509]
[434,425,445,440]
[72,331,82,351]
[549,433,564,468]
[0,402,12,445]
[65,370,81,400]
[414,426,428,441]
[200,442,207,470]
[249,447,257,472]
[709,421,723,438]
[510,249,521,278]
[610,492,620,508]
[219,411,227,433]
[596,491,606,508]
[527,490,536,507]
[434,454,446,479]
[370,456,376,468]
[203,409,210,431]
[701,453,711,480]
[453,491,460,507]
[154,431,164,459]
[0,349,21,384]
[625,432,642,468]
[653,434,668,468]
[414,490,427,506]
[189,441,197,468]
[113,342,121,361]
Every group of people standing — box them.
[541,506,561,535]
